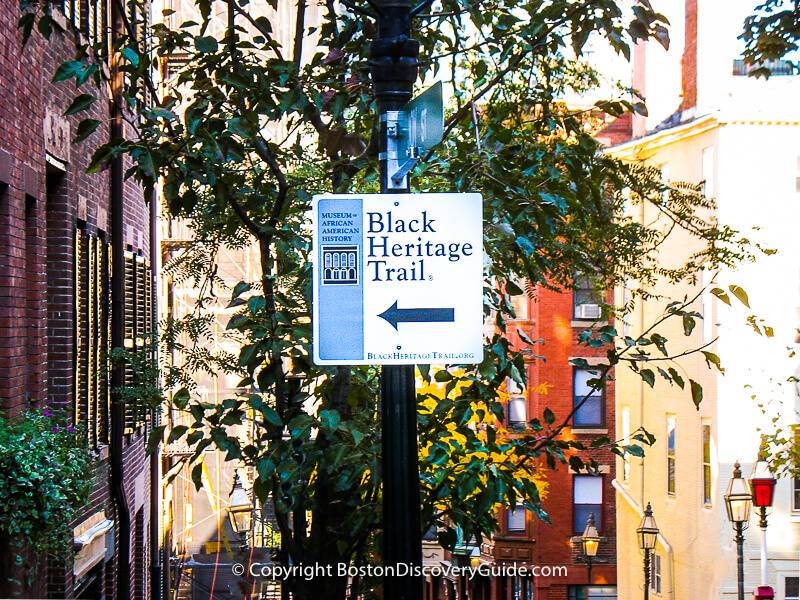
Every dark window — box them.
[573,273,603,320]
[786,576,799,600]
[573,475,602,533]
[573,368,604,428]
[793,477,800,512]
[732,59,796,76]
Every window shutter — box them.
[124,251,137,434]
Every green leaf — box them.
[710,287,731,305]
[173,388,191,409]
[668,367,685,389]
[122,46,140,67]
[261,407,282,427]
[701,351,724,373]
[682,314,696,336]
[52,60,84,82]
[65,94,97,116]
[231,282,251,302]
[639,368,655,388]
[319,409,341,431]
[624,444,645,457]
[168,425,189,443]
[543,407,555,425]
[729,284,750,308]
[195,36,219,53]
[73,119,101,143]
[434,370,453,382]
[147,425,166,454]
[690,379,703,409]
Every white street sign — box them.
[312,193,484,365]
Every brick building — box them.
[0,2,158,599]
[479,282,617,600]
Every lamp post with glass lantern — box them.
[750,455,777,597]
[637,503,659,600]
[579,512,601,585]
[724,461,752,600]
[229,472,254,551]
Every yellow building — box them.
[608,2,800,599]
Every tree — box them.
[741,0,800,76]
[20,0,757,598]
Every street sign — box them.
[407,81,444,157]
[312,193,484,365]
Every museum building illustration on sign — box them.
[312,193,484,365]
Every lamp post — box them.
[750,456,776,598]
[229,472,254,551]
[580,513,601,585]
[725,461,752,600]
[637,503,659,600]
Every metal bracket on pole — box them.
[380,111,411,190]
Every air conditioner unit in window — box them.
[576,303,602,320]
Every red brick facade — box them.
[0,2,154,598]
[518,286,617,600]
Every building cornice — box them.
[608,112,800,161]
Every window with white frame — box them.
[574,368,604,428]
[509,277,529,320]
[507,504,527,533]
[650,553,662,594]
[573,475,603,533]
[573,272,603,320]
[667,415,676,495]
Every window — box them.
[573,272,603,320]
[793,477,800,512]
[702,423,712,505]
[75,227,112,448]
[509,278,530,320]
[650,553,662,594]
[667,416,676,495]
[122,250,154,434]
[506,377,527,428]
[621,406,631,481]
[568,587,618,600]
[573,476,602,533]
[507,505,526,533]
[574,368,604,428]
[786,576,799,600]
[796,156,800,194]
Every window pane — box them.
[509,398,527,425]
[507,506,526,531]
[573,504,601,533]
[575,369,602,396]
[575,397,602,426]
[587,588,618,599]
[786,576,799,599]
[574,476,603,503]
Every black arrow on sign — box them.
[377,300,455,330]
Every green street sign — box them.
[408,81,443,157]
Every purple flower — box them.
[66,425,76,433]
[43,409,52,417]
[51,426,59,433]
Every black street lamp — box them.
[637,503,659,600]
[724,461,752,600]
[580,513,600,584]
[229,472,253,550]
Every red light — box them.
[750,478,776,508]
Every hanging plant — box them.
[0,407,93,558]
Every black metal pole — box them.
[369,3,423,599]
[735,521,745,600]
[643,549,650,600]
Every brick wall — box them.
[680,0,698,111]
[528,286,617,599]
[0,1,153,597]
